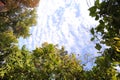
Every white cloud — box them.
[19,0,99,68]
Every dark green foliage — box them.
[95,43,101,50]
[89,0,120,79]
[89,0,120,41]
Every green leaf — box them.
[91,37,95,41]
[99,20,104,24]
[95,15,99,20]
[90,28,95,35]
[95,43,102,50]
[95,0,99,7]
[89,6,97,17]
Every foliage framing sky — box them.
[19,0,99,69]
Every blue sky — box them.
[19,0,99,69]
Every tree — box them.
[0,46,36,79]
[89,0,120,50]
[0,0,40,37]
[32,43,83,80]
[0,0,40,78]
[0,31,17,66]
[0,5,37,38]
[83,50,118,80]
[89,0,120,79]
[0,0,40,12]
[0,43,84,80]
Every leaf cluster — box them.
[88,0,120,79]
[0,43,84,80]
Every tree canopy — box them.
[0,43,84,80]
[1,0,120,79]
